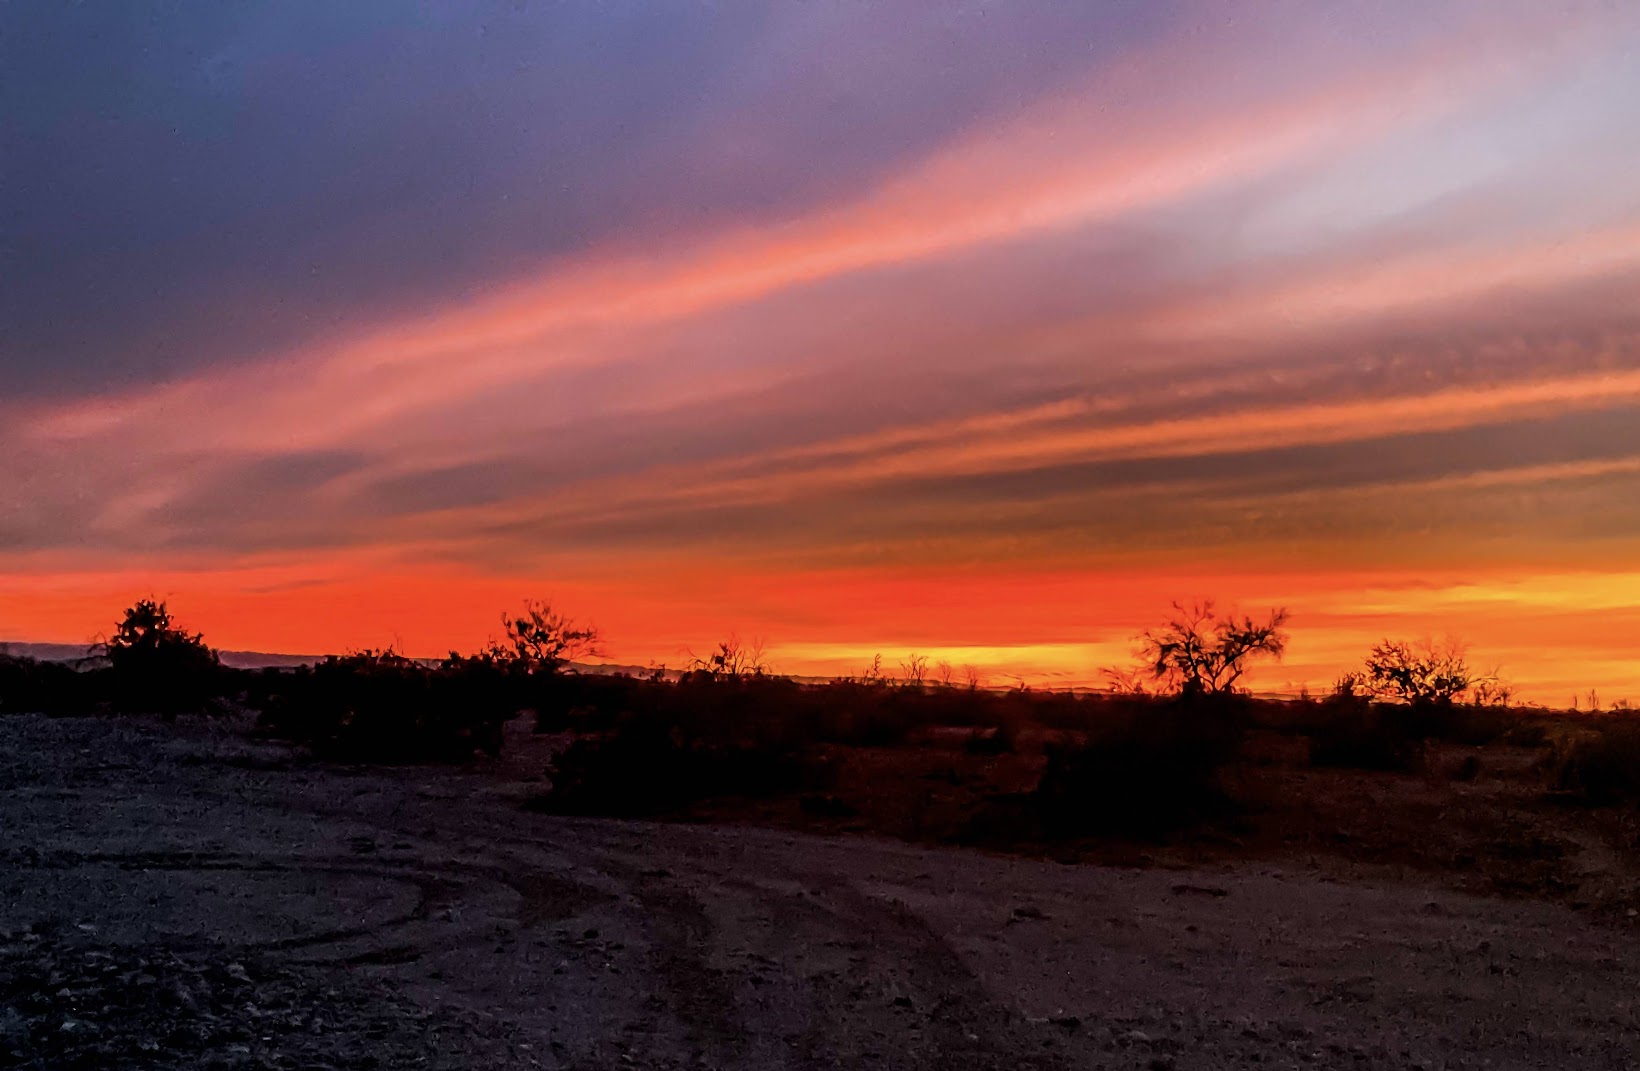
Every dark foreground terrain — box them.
[4,713,1640,1070]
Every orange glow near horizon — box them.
[5,557,1639,707]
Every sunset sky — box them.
[5,2,1640,702]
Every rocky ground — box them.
[3,712,1639,1069]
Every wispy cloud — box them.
[6,1,1640,699]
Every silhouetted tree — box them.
[856,654,888,685]
[97,599,220,716]
[494,600,601,674]
[689,633,768,679]
[1099,663,1152,696]
[1139,601,1290,696]
[1332,671,1370,699]
[1362,638,1481,705]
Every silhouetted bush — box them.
[0,654,99,716]
[528,665,1046,816]
[963,722,1017,756]
[1553,723,1640,805]
[535,670,1019,749]
[1500,721,1551,748]
[1427,704,1522,747]
[1308,697,1424,771]
[526,669,1068,817]
[531,672,841,815]
[1033,693,1246,835]
[1012,689,1102,733]
[1361,639,1475,705]
[531,722,830,817]
[253,649,524,763]
[811,678,920,746]
[98,600,224,717]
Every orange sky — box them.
[6,2,1640,705]
[7,553,1640,706]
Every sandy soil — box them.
[4,713,1639,1069]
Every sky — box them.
[4,1,1640,703]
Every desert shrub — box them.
[1245,695,1331,734]
[1306,688,1531,769]
[812,679,921,746]
[1017,689,1106,733]
[529,667,1004,816]
[253,649,523,763]
[1357,637,1514,712]
[891,679,1010,728]
[1033,693,1246,835]
[532,719,830,817]
[1553,723,1640,805]
[964,722,1017,756]
[1500,721,1550,748]
[534,669,683,733]
[1308,697,1424,771]
[1429,704,1520,747]
[536,670,1010,750]
[0,654,100,716]
[1363,639,1472,704]
[97,599,224,716]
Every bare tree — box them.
[962,664,984,691]
[1362,638,1485,705]
[1332,671,1370,699]
[690,633,768,679]
[495,600,601,673]
[1139,601,1290,696]
[898,653,930,688]
[857,653,887,685]
[1099,663,1151,696]
[935,660,955,688]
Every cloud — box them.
[0,1,1173,397]
[6,1,1640,700]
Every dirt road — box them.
[3,713,1638,1069]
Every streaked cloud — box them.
[5,0,1640,699]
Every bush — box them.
[1306,684,1537,770]
[0,654,99,716]
[253,650,523,763]
[98,600,224,716]
[1361,638,1474,705]
[531,723,829,817]
[534,670,1010,749]
[1553,723,1640,805]
[1033,693,1246,835]
[1500,721,1550,748]
[526,670,1017,817]
[964,722,1017,756]
[1428,704,1521,747]
[1308,697,1424,771]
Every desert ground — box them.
[4,712,1640,1070]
